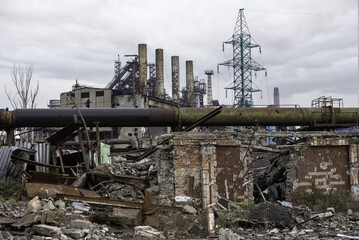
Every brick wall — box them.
[169,132,253,207]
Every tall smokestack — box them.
[138,43,147,95]
[205,70,214,106]
[171,56,180,104]
[274,87,280,107]
[155,49,164,98]
[186,60,194,107]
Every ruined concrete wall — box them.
[156,131,359,206]
[160,132,253,208]
[60,88,112,109]
[155,144,175,206]
[349,144,359,195]
[113,94,145,108]
[286,138,357,200]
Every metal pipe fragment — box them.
[155,49,164,98]
[138,43,147,94]
[1,107,359,128]
[186,61,194,107]
[171,56,180,104]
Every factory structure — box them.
[59,43,216,143]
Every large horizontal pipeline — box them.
[0,107,358,128]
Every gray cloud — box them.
[0,0,357,109]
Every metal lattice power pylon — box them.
[218,8,266,107]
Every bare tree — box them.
[5,63,39,143]
[5,63,39,109]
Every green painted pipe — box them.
[0,107,358,128]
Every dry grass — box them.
[293,188,359,212]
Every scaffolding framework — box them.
[219,8,266,107]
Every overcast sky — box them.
[0,0,357,109]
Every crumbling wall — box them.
[157,131,359,206]
[155,144,175,206]
[159,132,253,208]
[349,144,359,195]
[286,138,358,200]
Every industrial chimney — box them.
[171,56,180,104]
[274,87,280,107]
[186,61,194,107]
[205,70,214,106]
[138,44,147,95]
[155,49,164,98]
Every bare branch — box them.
[6,62,38,109]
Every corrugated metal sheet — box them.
[34,142,51,173]
[0,143,32,179]
[0,141,51,179]
[0,146,12,179]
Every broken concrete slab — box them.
[43,200,56,211]
[70,219,93,229]
[183,205,197,214]
[62,228,86,239]
[26,196,42,214]
[32,224,61,237]
[133,226,166,240]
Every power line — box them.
[246,9,357,16]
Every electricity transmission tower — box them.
[218,8,266,107]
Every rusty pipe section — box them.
[0,107,359,128]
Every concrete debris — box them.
[2,129,359,239]
[70,219,92,229]
[183,205,197,214]
[32,224,61,237]
[62,228,86,239]
[133,226,166,240]
[54,199,66,210]
[42,200,56,211]
[218,228,243,240]
[26,196,42,214]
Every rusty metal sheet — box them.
[46,122,82,145]
[62,195,182,213]
[30,171,76,185]
[296,146,350,193]
[216,147,242,206]
[63,195,142,209]
[92,172,147,186]
[78,188,101,198]
[25,182,82,198]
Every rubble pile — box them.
[112,156,157,180]
[91,156,158,203]
[217,202,359,240]
[0,197,132,239]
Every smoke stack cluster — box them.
[137,43,203,107]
